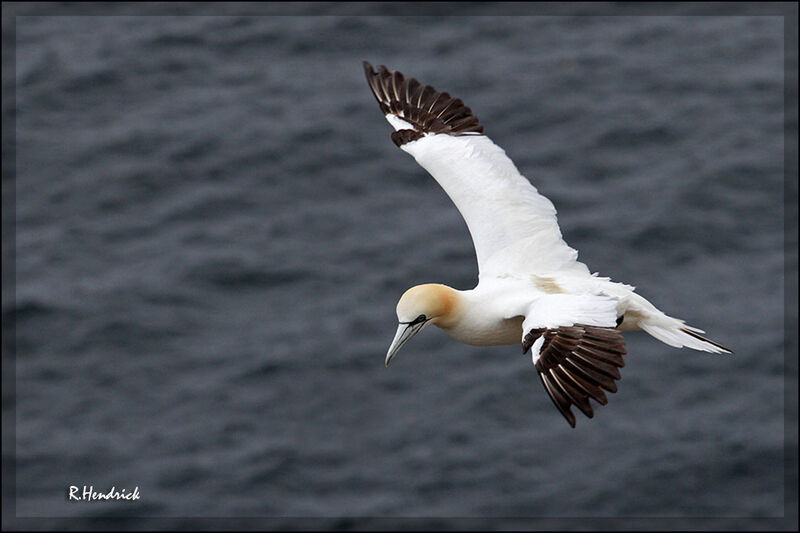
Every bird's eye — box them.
[413,314,426,324]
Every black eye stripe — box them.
[401,314,428,325]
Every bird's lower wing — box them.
[522,325,627,427]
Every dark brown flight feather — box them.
[363,61,484,146]
[523,325,627,428]
[391,130,424,147]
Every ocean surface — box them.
[5,5,791,529]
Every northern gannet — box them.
[363,62,731,427]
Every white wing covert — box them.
[363,62,589,279]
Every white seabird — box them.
[363,62,731,427]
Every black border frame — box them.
[2,2,796,530]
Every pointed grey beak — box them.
[385,321,428,367]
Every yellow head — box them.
[385,284,459,366]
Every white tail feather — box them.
[640,322,731,354]
[615,291,730,353]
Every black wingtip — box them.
[361,62,484,144]
[528,325,627,428]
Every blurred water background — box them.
[4,3,791,529]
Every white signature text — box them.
[68,485,140,502]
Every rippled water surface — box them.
[6,7,788,527]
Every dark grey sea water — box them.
[5,5,792,529]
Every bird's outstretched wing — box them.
[522,325,626,427]
[363,62,590,279]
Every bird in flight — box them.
[363,61,731,427]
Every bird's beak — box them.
[385,321,428,367]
